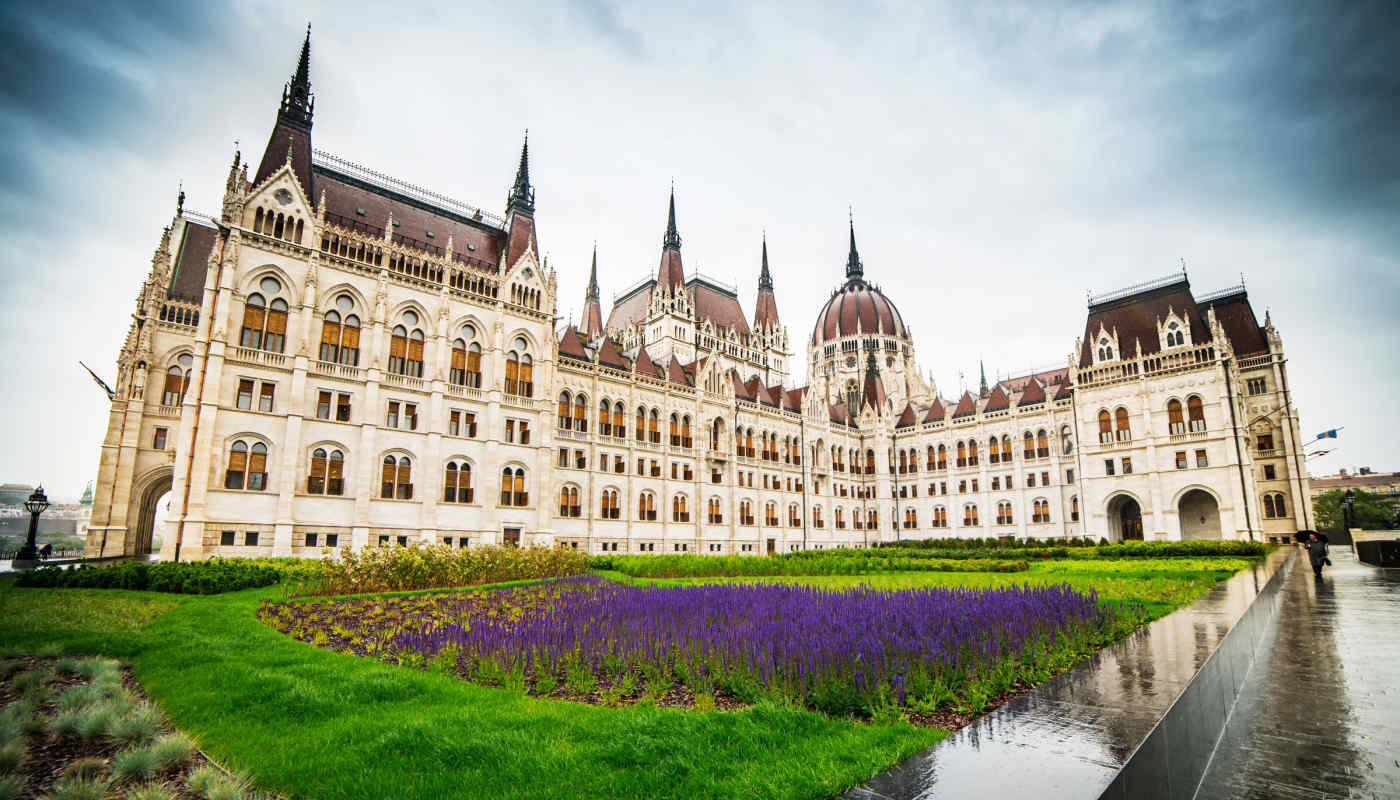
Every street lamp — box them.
[13,485,50,569]
[1342,488,1356,533]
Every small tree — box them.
[1313,489,1396,531]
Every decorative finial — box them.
[663,184,681,249]
[176,181,184,214]
[507,130,534,215]
[845,210,863,282]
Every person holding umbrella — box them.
[1303,531,1330,578]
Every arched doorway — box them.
[1178,489,1222,540]
[131,469,173,556]
[1107,494,1144,541]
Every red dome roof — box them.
[811,279,909,346]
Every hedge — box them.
[15,558,281,594]
[587,554,1028,578]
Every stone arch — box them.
[1177,487,1223,540]
[316,283,370,315]
[1105,491,1145,542]
[237,264,297,299]
[129,466,173,556]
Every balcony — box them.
[228,347,287,369]
[312,360,365,381]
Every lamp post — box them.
[1341,488,1355,534]
[13,486,50,569]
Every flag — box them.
[1315,429,1338,440]
[80,361,115,401]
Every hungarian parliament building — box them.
[85,31,1313,560]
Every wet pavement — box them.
[839,548,1293,800]
[1195,548,1400,800]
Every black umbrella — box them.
[1293,529,1328,544]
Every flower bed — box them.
[590,554,1029,579]
[260,576,1134,720]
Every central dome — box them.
[811,278,909,346]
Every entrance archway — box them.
[1178,489,1222,540]
[1107,494,1144,541]
[131,469,173,556]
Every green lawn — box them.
[0,578,938,800]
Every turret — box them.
[254,25,314,193]
[581,244,603,340]
[502,132,539,268]
[753,233,779,330]
[658,186,684,291]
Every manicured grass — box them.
[0,578,939,800]
[0,587,177,634]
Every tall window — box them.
[637,491,656,521]
[932,505,947,528]
[764,501,778,527]
[557,391,573,430]
[1000,436,1011,462]
[560,486,581,517]
[572,395,587,433]
[937,444,947,470]
[865,448,875,475]
[1187,396,1206,432]
[1263,492,1288,519]
[1115,408,1131,442]
[1036,430,1049,458]
[672,494,689,522]
[380,455,412,499]
[500,467,527,507]
[636,406,647,442]
[225,440,267,491]
[443,461,473,503]
[1168,399,1185,435]
[963,503,979,527]
[790,504,802,527]
[319,295,360,365]
[649,410,661,444]
[1023,431,1035,459]
[812,504,823,528]
[504,337,533,396]
[240,278,288,352]
[739,500,754,526]
[707,497,723,524]
[598,399,612,436]
[1032,499,1051,524]
[612,402,625,439]
[388,312,425,377]
[996,501,1013,525]
[449,324,482,387]
[307,448,344,496]
[956,441,967,468]
[968,440,979,467]
[1071,495,1080,522]
[1098,410,1113,444]
[162,354,194,406]
[600,488,620,519]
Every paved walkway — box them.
[1196,548,1399,800]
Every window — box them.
[1187,396,1205,432]
[1000,436,1012,463]
[317,390,332,419]
[1071,496,1080,522]
[903,508,918,529]
[1032,499,1051,524]
[1041,471,1050,486]
[326,533,339,548]
[812,504,823,528]
[500,467,527,507]
[245,531,260,547]
[443,461,473,503]
[1195,449,1209,468]
[1121,457,1133,475]
[225,440,267,491]
[932,505,947,528]
[1023,431,1035,460]
[739,500,754,526]
[388,312,425,377]
[612,402,625,439]
[504,338,533,396]
[560,486,581,517]
[968,440,979,466]
[1256,433,1274,452]
[236,379,254,409]
[1037,430,1049,458]
[449,325,482,387]
[956,441,967,468]
[1061,425,1074,455]
[1066,468,1075,483]
[162,354,193,406]
[1263,491,1288,519]
[239,280,288,352]
[1026,473,1036,488]
[1098,410,1113,444]
[637,491,657,521]
[319,296,361,365]
[996,501,1013,525]
[1104,459,1115,476]
[1176,451,1188,469]
[386,401,399,429]
[963,503,979,526]
[447,410,477,438]
[307,448,345,495]
[1246,377,1267,395]
[1263,464,1277,480]
[637,406,648,442]
[651,411,662,445]
[259,382,275,412]
[791,504,803,527]
[764,501,778,527]
[707,497,723,524]
[600,489,620,519]
[380,455,412,499]
[574,450,586,470]
[557,392,572,429]
[1098,337,1114,361]
[220,530,235,546]
[152,427,168,450]
[598,399,612,436]
[1115,408,1131,442]
[1165,321,1185,348]
[505,419,530,444]
[1168,399,1185,435]
[672,495,689,522]
[336,393,351,422]
[936,444,947,470]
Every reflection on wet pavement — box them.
[1196,549,1400,800]
[839,549,1292,800]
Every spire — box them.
[507,131,534,215]
[279,24,314,130]
[758,232,773,291]
[845,210,863,282]
[861,349,885,412]
[978,359,988,397]
[753,232,779,330]
[581,244,604,340]
[663,183,681,250]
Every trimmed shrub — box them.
[305,544,589,596]
[16,559,281,595]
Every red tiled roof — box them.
[812,279,909,346]
[1053,380,1073,400]
[169,220,218,303]
[1199,291,1268,356]
[984,385,1009,412]
[596,337,629,371]
[633,347,662,379]
[829,401,852,426]
[658,247,684,291]
[732,371,755,400]
[504,215,537,268]
[923,398,946,422]
[557,326,591,363]
[1017,378,1046,407]
[754,287,778,329]
[999,367,1069,393]
[896,404,916,428]
[783,386,807,412]
[690,279,751,336]
[666,356,691,387]
[951,392,977,418]
[1080,279,1211,368]
[253,121,312,197]
[581,298,603,340]
[605,281,653,333]
[861,371,887,411]
[314,169,502,270]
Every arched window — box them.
[1098,409,1113,444]
[1071,495,1080,521]
[1032,499,1051,524]
[598,399,612,436]
[557,391,573,429]
[1115,408,1131,442]
[162,354,194,406]
[963,503,979,526]
[319,295,360,365]
[560,486,581,517]
[500,467,526,507]
[932,505,947,528]
[637,491,656,521]
[1037,429,1049,458]
[812,504,823,528]
[443,461,473,503]
[1166,321,1185,348]
[449,324,481,387]
[612,402,625,439]
[1263,492,1288,519]
[1098,337,1114,361]
[672,494,689,522]
[996,501,1013,525]
[636,406,647,442]
[907,448,918,473]
[1167,399,1185,434]
[937,444,947,470]
[240,278,289,352]
[380,455,412,499]
[865,448,875,475]
[600,488,620,519]
[899,450,908,473]
[516,338,534,396]
[225,440,267,491]
[867,508,878,529]
[670,413,681,446]
[388,313,424,377]
[570,394,587,433]
[1000,435,1012,462]
[968,440,979,466]
[903,508,918,529]
[1062,425,1074,455]
[1187,396,1206,432]
[744,428,754,457]
[707,497,723,524]
[764,501,778,527]
[987,437,999,465]
[792,503,803,527]
[739,499,754,526]
[926,446,936,471]
[307,448,345,496]
[681,415,691,448]
[956,441,967,468]
[1023,431,1036,459]
[649,410,661,444]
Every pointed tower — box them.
[861,350,886,413]
[978,360,989,397]
[502,132,539,268]
[254,25,314,192]
[581,244,603,340]
[845,214,863,283]
[753,234,779,330]
[658,186,685,291]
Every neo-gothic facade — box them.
[85,32,1313,560]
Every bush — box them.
[877,536,1100,550]
[1094,540,1268,558]
[588,553,1028,578]
[16,558,281,595]
[305,544,589,596]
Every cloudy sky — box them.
[1,0,1396,501]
